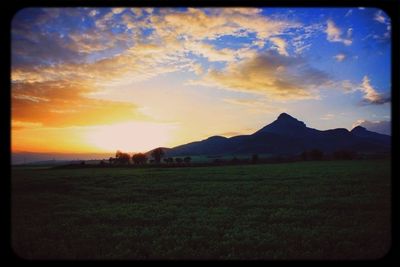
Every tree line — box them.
[96,147,360,167]
[106,148,192,165]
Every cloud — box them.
[12,7,305,92]
[12,120,43,131]
[352,119,391,135]
[13,94,50,103]
[337,77,390,105]
[341,80,357,92]
[196,51,331,100]
[371,10,391,41]
[223,98,284,114]
[111,8,125,14]
[66,30,122,54]
[185,42,237,62]
[270,37,289,56]
[151,8,300,41]
[89,9,99,17]
[131,8,143,17]
[359,76,390,105]
[12,37,193,86]
[320,114,335,120]
[189,62,204,75]
[291,23,324,54]
[334,53,346,62]
[12,29,83,68]
[374,10,386,24]
[345,9,353,17]
[12,8,302,86]
[12,81,144,128]
[325,19,352,45]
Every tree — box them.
[115,150,130,164]
[183,156,191,164]
[132,153,148,164]
[151,148,165,163]
[175,157,183,163]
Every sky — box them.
[11,7,391,155]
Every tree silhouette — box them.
[132,153,148,164]
[151,148,165,163]
[115,150,130,164]
[175,157,183,163]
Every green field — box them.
[11,160,391,260]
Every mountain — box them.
[351,126,390,144]
[162,113,390,157]
[254,113,311,136]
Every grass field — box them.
[11,160,391,260]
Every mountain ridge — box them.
[159,113,390,157]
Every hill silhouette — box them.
[154,113,390,157]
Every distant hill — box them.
[159,113,390,157]
[11,152,113,165]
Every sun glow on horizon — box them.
[85,121,178,153]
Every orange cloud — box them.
[360,76,390,105]
[150,8,300,44]
[325,19,352,46]
[334,53,346,62]
[12,81,143,128]
[195,51,331,100]
[270,37,289,56]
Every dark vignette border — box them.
[2,0,399,265]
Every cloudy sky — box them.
[11,7,391,154]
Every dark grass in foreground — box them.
[11,160,391,260]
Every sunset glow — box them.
[85,122,178,152]
[12,7,391,158]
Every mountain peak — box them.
[277,113,297,121]
[255,113,307,135]
[351,126,367,132]
[274,113,306,127]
